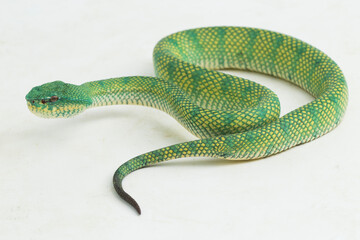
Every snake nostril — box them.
[41,99,46,104]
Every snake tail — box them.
[113,139,220,214]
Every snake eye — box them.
[41,99,46,104]
[50,96,59,102]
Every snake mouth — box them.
[26,98,88,118]
[26,101,46,118]
[25,98,59,118]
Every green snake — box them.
[25,27,348,214]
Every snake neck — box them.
[81,76,174,111]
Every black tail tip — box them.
[113,179,142,215]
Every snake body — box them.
[26,27,348,214]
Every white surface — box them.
[1,0,359,239]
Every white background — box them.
[1,0,359,239]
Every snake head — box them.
[25,81,92,118]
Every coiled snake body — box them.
[26,27,348,214]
